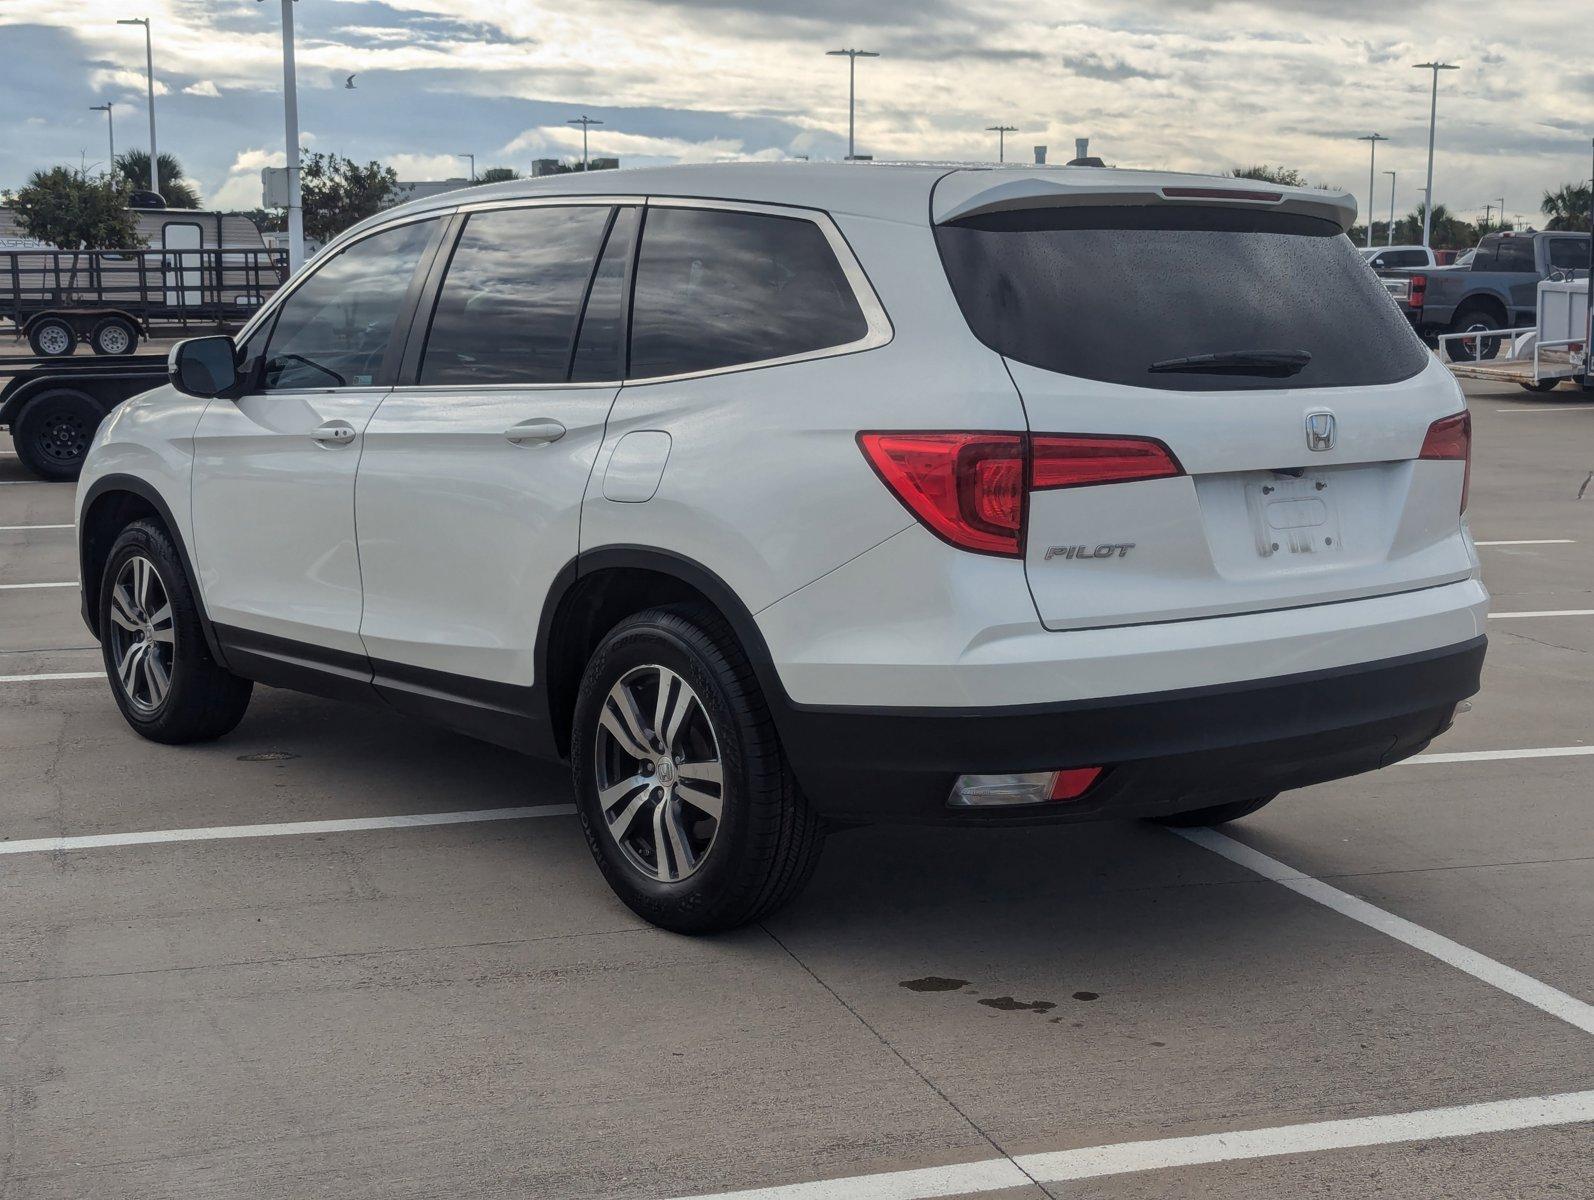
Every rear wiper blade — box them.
[1148,349,1312,378]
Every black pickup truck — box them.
[1378,230,1591,359]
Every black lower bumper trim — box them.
[776,637,1486,824]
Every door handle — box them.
[504,418,567,446]
[310,420,357,446]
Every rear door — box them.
[931,179,1475,630]
[353,200,633,700]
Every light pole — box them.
[1496,195,1506,231]
[1412,61,1459,249]
[458,153,476,181]
[566,116,602,170]
[116,17,158,195]
[90,103,115,179]
[986,124,1018,164]
[1356,133,1387,249]
[1383,169,1396,245]
[826,49,879,161]
[256,0,304,272]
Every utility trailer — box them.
[1440,275,1593,394]
[1,246,286,357]
[0,353,168,480]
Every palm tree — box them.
[1540,183,1592,232]
[1392,203,1474,250]
[113,150,201,208]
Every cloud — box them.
[1060,52,1164,82]
[505,126,791,165]
[183,80,221,97]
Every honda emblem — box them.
[1305,412,1336,452]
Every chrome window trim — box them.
[232,209,459,348]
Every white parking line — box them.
[0,804,576,856]
[0,581,76,590]
[1176,828,1594,1036]
[665,1090,1594,1200]
[1488,609,1594,619]
[1407,745,1594,764]
[1474,539,1574,547]
[0,671,101,684]
[1495,405,1594,414]
[0,524,74,532]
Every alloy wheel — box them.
[592,664,724,882]
[108,555,176,714]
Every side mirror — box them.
[168,336,240,399]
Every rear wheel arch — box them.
[1452,295,1508,327]
[539,547,789,760]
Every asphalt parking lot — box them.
[1,375,1591,1199]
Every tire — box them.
[1445,309,1503,362]
[90,316,138,356]
[27,316,76,358]
[1149,794,1278,828]
[98,519,252,744]
[570,605,825,933]
[1520,380,1560,393]
[11,389,104,481]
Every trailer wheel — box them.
[1519,380,1560,393]
[90,317,138,357]
[12,389,104,481]
[28,317,77,358]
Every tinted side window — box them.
[420,205,612,386]
[263,220,436,390]
[1493,238,1536,272]
[628,207,868,379]
[1547,238,1589,271]
[570,207,640,383]
[1387,249,1428,267]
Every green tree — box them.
[114,150,201,208]
[1228,164,1308,187]
[1391,204,1475,250]
[2,166,142,249]
[474,166,521,185]
[1540,182,1592,232]
[300,149,400,242]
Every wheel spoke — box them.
[660,798,697,879]
[654,668,695,753]
[110,586,140,632]
[599,701,652,764]
[675,759,720,786]
[147,602,173,642]
[131,558,151,611]
[675,780,722,822]
[606,788,652,842]
[141,651,169,707]
[117,640,144,692]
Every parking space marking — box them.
[0,671,101,684]
[1407,745,1594,764]
[1176,828,1594,1036]
[0,581,76,590]
[0,804,576,856]
[1488,609,1594,619]
[0,524,74,532]
[1474,539,1575,547]
[1494,405,1594,414]
[667,1090,1594,1200]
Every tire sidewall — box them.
[99,523,204,735]
[571,614,763,924]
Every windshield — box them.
[934,205,1431,391]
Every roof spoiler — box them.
[932,170,1357,232]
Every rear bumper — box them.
[777,636,1485,825]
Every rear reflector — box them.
[948,767,1104,808]
[859,431,1184,557]
[1419,410,1471,513]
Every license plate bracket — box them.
[1244,473,1342,558]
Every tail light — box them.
[1409,273,1427,310]
[858,431,1183,557]
[1419,410,1471,513]
[947,766,1105,808]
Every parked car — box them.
[1360,244,1436,269]
[1378,229,1591,359]
[75,164,1487,931]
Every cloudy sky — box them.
[1,0,1589,225]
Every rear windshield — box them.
[934,205,1430,391]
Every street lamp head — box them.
[1357,133,1388,142]
[116,17,149,25]
[986,124,1018,133]
[1411,61,1459,70]
[827,48,879,58]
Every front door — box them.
[191,217,443,662]
[355,202,634,713]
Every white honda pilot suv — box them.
[76,164,1487,931]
